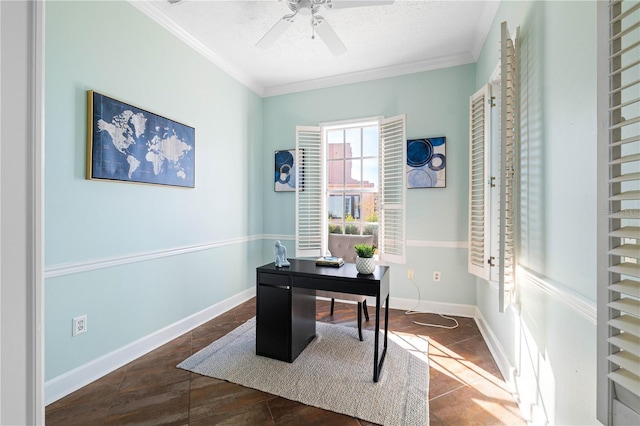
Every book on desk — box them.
[315,256,344,267]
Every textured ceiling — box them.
[132,0,499,96]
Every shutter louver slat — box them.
[608,369,640,399]
[609,333,640,358]
[610,39,640,60]
[609,351,640,377]
[610,19,640,41]
[610,152,640,164]
[610,58,640,76]
[610,96,640,111]
[609,243,640,257]
[610,77,640,95]
[611,279,640,298]
[609,263,640,278]
[610,1,640,24]
[609,298,640,317]
[609,209,640,219]
[609,315,640,338]
[611,171,640,182]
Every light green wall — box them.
[45,1,263,379]
[45,6,600,423]
[475,1,598,424]
[262,66,478,305]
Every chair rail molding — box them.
[45,235,262,279]
[517,266,597,325]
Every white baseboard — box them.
[473,307,516,391]
[390,296,476,317]
[44,287,255,406]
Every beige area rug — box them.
[178,318,429,426]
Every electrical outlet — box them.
[407,269,414,280]
[433,271,441,282]
[72,315,87,336]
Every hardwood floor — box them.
[45,298,527,425]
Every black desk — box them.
[256,259,390,382]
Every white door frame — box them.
[0,1,45,424]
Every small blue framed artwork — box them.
[274,149,298,192]
[406,137,446,188]
[87,90,195,188]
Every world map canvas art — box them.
[87,91,195,188]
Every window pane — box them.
[345,128,361,158]
[328,222,343,235]
[327,130,344,159]
[328,194,343,219]
[347,158,362,187]
[327,159,344,187]
[362,126,379,157]
[362,158,378,190]
[344,193,361,219]
[344,223,361,235]
[363,224,378,247]
[362,193,378,223]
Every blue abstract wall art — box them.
[274,149,298,192]
[406,137,446,188]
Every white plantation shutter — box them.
[468,84,492,281]
[498,22,519,313]
[295,126,324,257]
[600,1,640,422]
[379,114,406,263]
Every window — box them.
[326,123,379,246]
[468,21,519,313]
[597,1,640,424]
[295,115,406,263]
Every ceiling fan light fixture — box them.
[257,0,393,55]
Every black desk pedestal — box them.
[256,272,316,362]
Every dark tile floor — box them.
[46,298,527,425]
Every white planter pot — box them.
[356,256,375,274]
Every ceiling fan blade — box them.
[313,17,347,56]
[327,0,394,9]
[256,15,295,48]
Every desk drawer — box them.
[292,275,377,296]
[259,272,289,287]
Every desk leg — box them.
[373,294,389,382]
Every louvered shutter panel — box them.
[605,0,640,421]
[379,114,406,263]
[296,126,324,258]
[498,22,519,313]
[469,84,492,280]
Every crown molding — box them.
[263,52,476,97]
[128,0,265,97]
[470,0,500,61]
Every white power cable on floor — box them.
[404,276,459,329]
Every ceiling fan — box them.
[256,0,394,56]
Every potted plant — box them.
[354,244,376,274]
